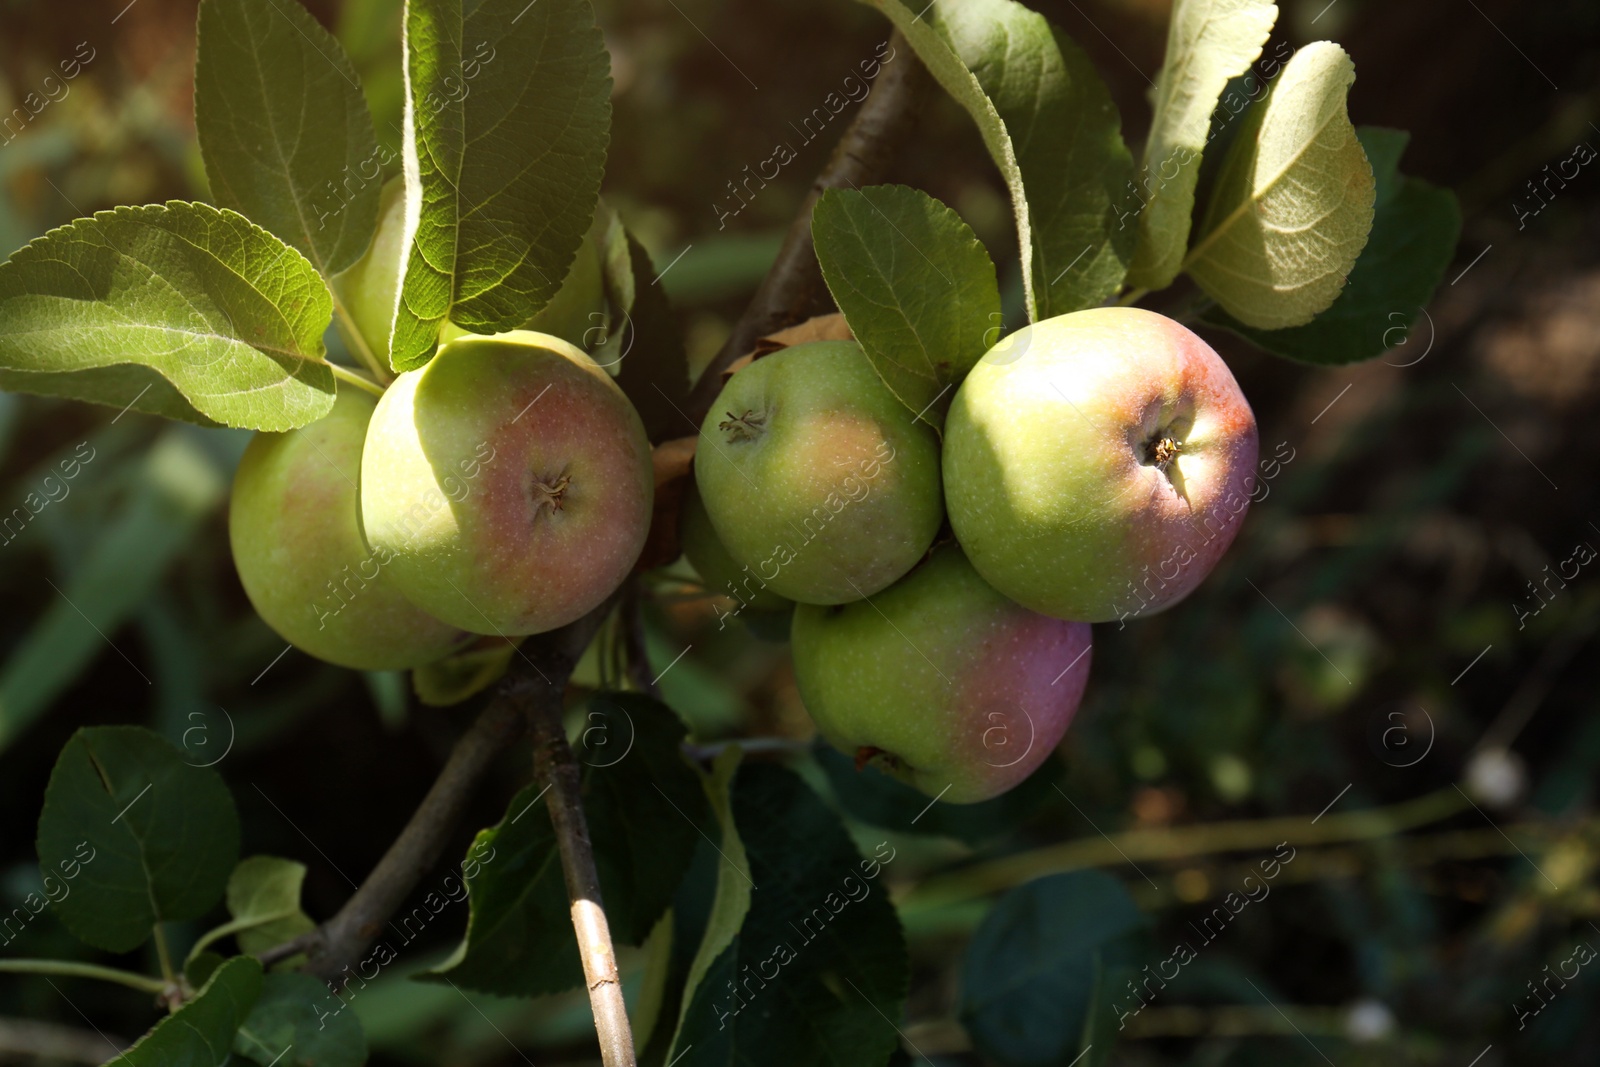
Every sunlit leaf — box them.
[392,0,612,369]
[0,202,336,429]
[860,0,1134,318]
[1127,0,1278,291]
[1186,42,1376,329]
[1204,127,1461,363]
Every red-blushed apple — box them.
[694,341,943,605]
[678,479,794,628]
[943,307,1259,624]
[359,331,653,636]
[791,544,1093,803]
[229,387,470,670]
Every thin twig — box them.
[620,576,659,697]
[258,688,525,976]
[501,598,635,1067]
[684,29,930,420]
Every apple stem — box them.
[329,362,386,399]
[328,284,395,385]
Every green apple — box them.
[792,544,1092,803]
[360,331,654,636]
[229,387,469,671]
[944,307,1259,624]
[693,341,943,605]
[678,478,793,629]
[331,175,407,366]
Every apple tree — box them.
[0,0,1459,1064]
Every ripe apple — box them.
[678,479,793,628]
[791,544,1092,803]
[943,307,1259,624]
[360,331,653,636]
[694,341,943,605]
[229,387,469,671]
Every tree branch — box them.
[685,29,930,420]
[258,601,617,978]
[258,687,525,976]
[521,658,636,1067]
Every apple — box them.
[360,330,653,636]
[229,387,469,671]
[791,544,1092,803]
[943,307,1259,624]
[678,478,793,628]
[331,176,406,366]
[694,341,943,605]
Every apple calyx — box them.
[532,473,572,515]
[855,745,905,774]
[1145,434,1182,469]
[719,409,766,442]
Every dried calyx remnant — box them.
[721,409,766,442]
[855,744,905,772]
[1145,434,1181,469]
[533,473,572,516]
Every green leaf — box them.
[812,185,1000,427]
[0,430,227,751]
[391,0,612,370]
[667,762,908,1067]
[603,220,693,444]
[1203,127,1462,364]
[664,747,750,1064]
[862,1,1134,318]
[110,956,262,1067]
[36,725,242,954]
[195,0,384,277]
[227,856,316,957]
[429,693,709,995]
[960,872,1145,1067]
[631,911,676,1054]
[1127,0,1279,291]
[861,1,1032,318]
[234,973,368,1067]
[1186,42,1376,329]
[936,1,1136,316]
[813,741,1054,845]
[0,202,336,430]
